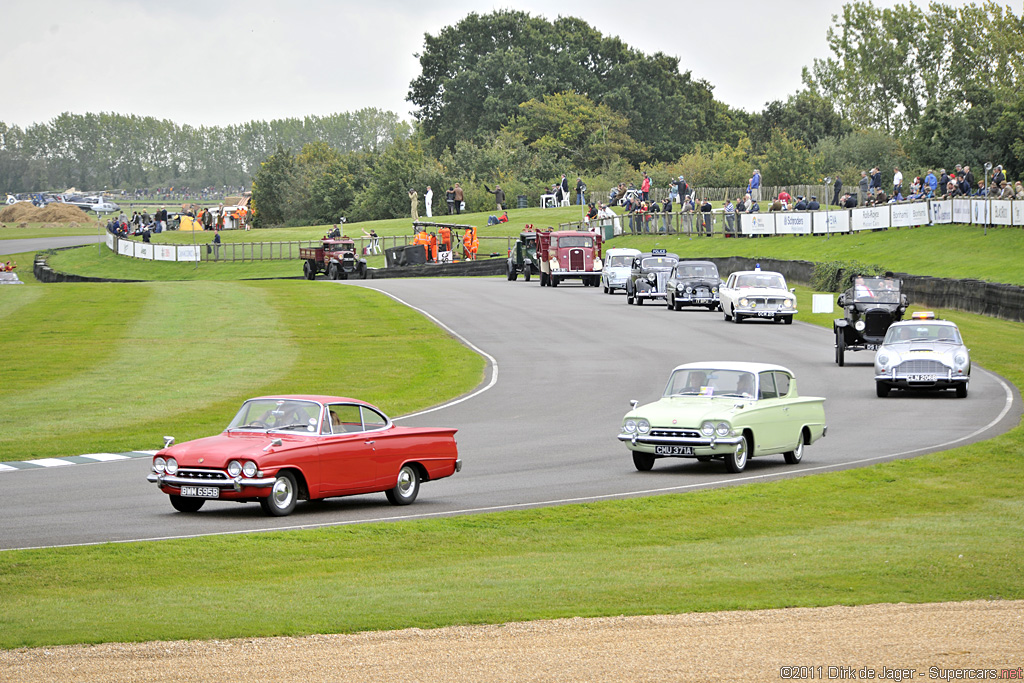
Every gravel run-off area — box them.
[2,600,1022,682]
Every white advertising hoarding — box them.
[105,233,115,251]
[810,210,851,234]
[133,242,154,260]
[117,239,133,257]
[952,198,971,224]
[177,245,200,262]
[774,213,811,235]
[891,201,930,228]
[740,213,773,235]
[930,200,952,224]
[971,199,989,225]
[851,206,890,231]
[990,200,1012,226]
[1013,201,1024,227]
[155,245,177,261]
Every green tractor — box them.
[506,229,539,282]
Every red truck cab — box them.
[536,229,603,287]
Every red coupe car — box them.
[146,395,461,516]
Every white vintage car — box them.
[601,247,642,294]
[874,313,971,398]
[720,268,797,324]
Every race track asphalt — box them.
[1,277,1019,551]
[0,235,104,256]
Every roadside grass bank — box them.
[0,296,1021,648]
[0,281,484,461]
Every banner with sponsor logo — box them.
[890,201,929,228]
[177,245,200,262]
[739,213,773,235]
[851,206,890,231]
[133,242,154,260]
[952,198,971,224]
[774,212,811,235]
[990,200,1012,226]
[810,209,851,234]
[105,233,116,251]
[117,239,134,256]
[1014,201,1024,227]
[155,245,176,261]
[971,199,989,225]
[930,200,952,224]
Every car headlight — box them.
[646,273,656,283]
[637,419,650,434]
[716,422,731,436]
[739,298,749,307]
[624,419,637,433]
[877,353,890,367]
[712,286,718,293]
[701,421,715,436]
[242,461,258,478]
[153,456,166,473]
[782,299,794,309]
[854,320,866,331]
[677,284,685,292]
[954,353,968,366]
[685,286,693,293]
[227,460,242,477]
[165,457,178,475]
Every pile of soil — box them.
[0,202,89,223]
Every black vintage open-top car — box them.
[833,274,908,366]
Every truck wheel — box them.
[836,330,846,366]
[359,262,367,279]
[328,264,339,280]
[303,261,316,280]
[551,276,559,287]
[632,451,655,471]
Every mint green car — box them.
[618,362,827,473]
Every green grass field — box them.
[1,214,1022,649]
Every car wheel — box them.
[636,296,644,306]
[169,495,205,513]
[385,464,420,505]
[732,307,742,324]
[725,435,749,473]
[260,471,298,516]
[626,289,634,305]
[524,269,531,282]
[632,451,655,471]
[551,275,559,287]
[783,315,793,325]
[956,383,968,398]
[303,261,316,280]
[603,282,609,293]
[876,382,890,398]
[836,330,846,366]
[723,307,732,321]
[784,433,805,464]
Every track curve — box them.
[1,278,1018,551]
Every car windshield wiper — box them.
[909,337,933,342]
[270,423,311,431]
[229,423,268,431]
[670,391,704,396]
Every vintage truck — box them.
[536,229,603,287]
[300,237,367,280]
[507,228,539,282]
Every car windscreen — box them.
[674,264,718,279]
[556,236,594,248]
[852,277,901,303]
[228,399,321,432]
[884,324,962,344]
[607,255,632,268]
[642,257,677,270]
[664,369,757,398]
[735,274,786,289]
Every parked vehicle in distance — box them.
[601,247,642,294]
[507,229,539,282]
[536,229,603,287]
[147,395,461,516]
[300,237,367,280]
[625,249,679,305]
[720,267,797,324]
[874,312,971,398]
[618,362,827,473]
[666,260,722,311]
[834,274,908,366]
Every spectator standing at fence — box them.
[674,175,688,202]
[445,187,455,214]
[681,195,695,234]
[748,169,761,202]
[925,170,937,195]
[661,195,672,233]
[212,229,221,260]
[453,183,464,214]
[640,172,651,202]
[808,196,820,211]
[699,198,713,236]
[963,166,975,193]
[1014,181,1024,200]
[892,167,903,197]
[723,198,736,236]
[870,167,881,191]
[853,171,866,205]
[992,165,1005,188]
[424,186,433,218]
[832,176,842,207]
[745,193,760,213]
[576,177,586,205]
[794,196,808,211]
[408,188,419,220]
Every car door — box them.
[721,274,737,309]
[743,372,789,454]
[318,403,377,494]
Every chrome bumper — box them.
[455,459,463,472]
[617,433,744,447]
[147,473,276,490]
[735,307,796,316]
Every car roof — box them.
[730,270,784,277]
[676,260,717,267]
[249,395,373,406]
[889,319,959,329]
[606,247,642,256]
[669,361,793,375]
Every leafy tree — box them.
[750,90,852,152]
[250,146,297,227]
[813,129,909,184]
[755,130,818,186]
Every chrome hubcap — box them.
[735,442,747,468]
[396,468,414,497]
[272,477,293,508]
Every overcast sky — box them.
[1,0,1014,129]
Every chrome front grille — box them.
[176,468,229,481]
[650,428,700,438]
[748,297,781,309]
[655,271,669,292]
[895,359,950,375]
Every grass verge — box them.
[0,287,1021,647]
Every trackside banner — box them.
[775,213,811,234]
[739,213,773,235]
[930,200,952,224]
[851,206,890,231]
[155,245,176,262]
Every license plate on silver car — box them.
[655,446,695,456]
[756,311,775,317]
[180,486,220,498]
[907,374,937,382]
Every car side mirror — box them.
[790,288,796,293]
[163,436,175,449]
[629,400,639,409]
